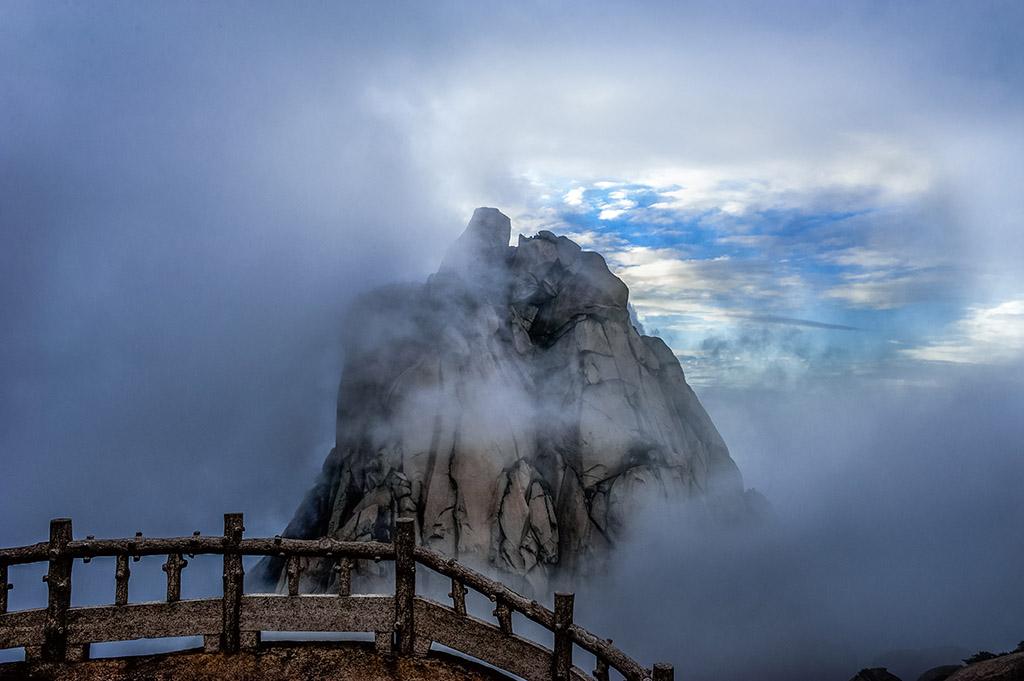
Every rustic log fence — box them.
[0,515,674,681]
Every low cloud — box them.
[577,367,1024,681]
[903,299,1024,364]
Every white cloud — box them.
[902,299,1024,364]
[825,247,907,270]
[824,275,930,310]
[622,142,933,220]
[820,246,944,310]
[559,229,625,252]
[601,245,807,321]
[563,187,585,206]
[715,235,775,248]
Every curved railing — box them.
[0,515,673,681]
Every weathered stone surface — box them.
[946,652,1024,681]
[260,208,757,589]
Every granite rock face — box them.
[261,208,756,591]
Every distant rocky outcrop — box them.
[917,666,964,681]
[872,646,971,681]
[259,208,760,591]
[850,670,903,681]
[946,650,1024,681]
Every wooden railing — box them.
[0,515,674,681]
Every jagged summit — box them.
[261,208,757,592]
[440,207,511,272]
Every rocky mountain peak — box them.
[439,206,512,282]
[260,208,759,593]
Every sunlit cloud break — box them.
[509,171,977,385]
[902,299,1024,364]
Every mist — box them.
[0,3,462,547]
[3,2,1023,679]
[575,367,1024,681]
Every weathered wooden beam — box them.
[60,536,394,560]
[0,542,50,566]
[566,623,649,681]
[220,513,244,654]
[42,518,72,662]
[417,550,652,681]
[448,577,467,616]
[551,592,574,681]
[653,662,674,681]
[241,538,393,559]
[162,553,187,603]
[415,598,565,681]
[114,555,130,606]
[414,546,556,629]
[393,517,416,656]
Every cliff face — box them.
[264,208,755,591]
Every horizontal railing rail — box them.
[0,515,673,681]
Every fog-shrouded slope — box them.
[259,208,761,592]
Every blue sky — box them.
[353,0,1024,388]
[508,178,980,386]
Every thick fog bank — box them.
[570,366,1024,681]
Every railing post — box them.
[552,592,574,681]
[653,662,675,681]
[449,577,467,616]
[0,563,9,615]
[335,557,353,597]
[221,513,244,654]
[493,599,513,634]
[162,553,187,602]
[393,517,416,656]
[42,518,73,662]
[286,555,301,597]
[114,555,130,606]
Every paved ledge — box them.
[0,640,516,681]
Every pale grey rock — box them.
[258,208,757,590]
